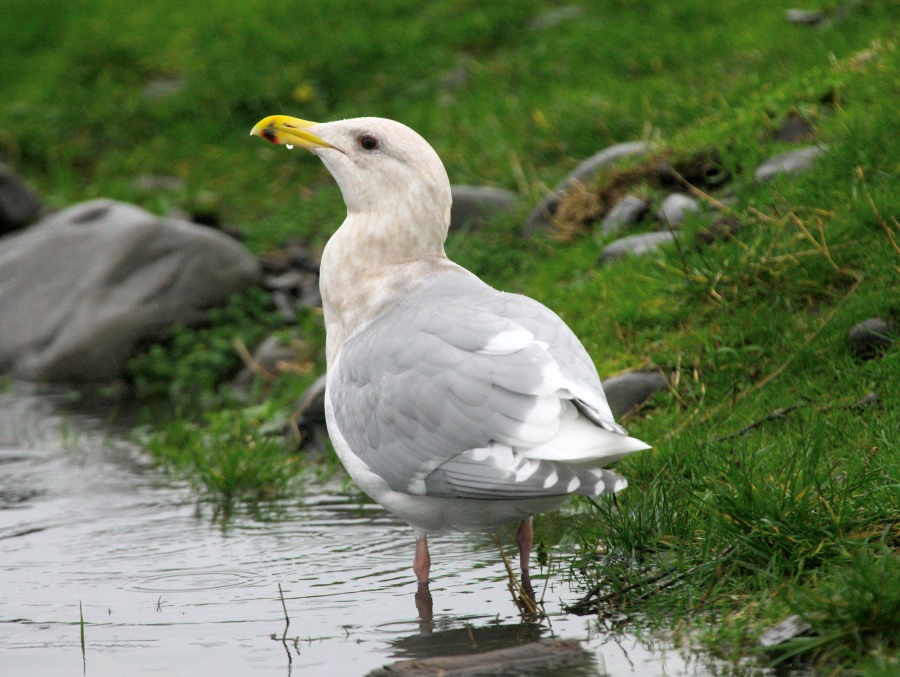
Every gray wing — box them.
[330,271,638,500]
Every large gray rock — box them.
[524,142,652,236]
[598,231,678,265]
[0,199,261,382]
[0,163,43,236]
[755,145,828,182]
[450,185,518,232]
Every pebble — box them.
[784,9,826,25]
[598,195,648,235]
[131,174,185,192]
[759,614,814,647]
[848,317,896,359]
[449,185,518,232]
[656,193,700,227]
[528,5,586,30]
[754,145,828,182]
[598,231,678,265]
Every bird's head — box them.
[251,115,452,242]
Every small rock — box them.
[784,9,826,25]
[695,216,742,247]
[656,193,700,227]
[0,163,43,235]
[759,614,814,647]
[598,195,648,235]
[754,145,828,182]
[598,231,677,265]
[265,271,311,292]
[141,76,187,101]
[131,174,185,193]
[439,65,470,90]
[528,5,586,30]
[524,141,653,236]
[449,185,518,232]
[848,317,896,359]
[772,112,815,143]
[271,291,298,323]
[602,371,668,417]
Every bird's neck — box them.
[319,212,455,366]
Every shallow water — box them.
[0,386,724,676]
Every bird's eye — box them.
[358,135,379,151]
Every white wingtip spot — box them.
[515,460,537,482]
[613,478,628,492]
[593,478,606,494]
[567,476,581,493]
[543,471,559,489]
[478,328,533,355]
[470,447,490,462]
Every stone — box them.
[695,216,742,247]
[598,195,648,235]
[0,163,43,236]
[0,199,261,382]
[131,174,185,193]
[449,185,518,232]
[524,142,653,235]
[141,76,187,101]
[784,9,826,25]
[601,371,668,417]
[528,5,586,30]
[656,193,700,227]
[264,270,322,314]
[848,317,896,360]
[754,145,828,182]
[598,231,677,265]
[759,615,814,647]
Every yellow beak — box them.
[249,115,333,150]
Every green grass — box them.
[1,1,897,673]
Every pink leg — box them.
[413,534,433,622]
[515,519,536,603]
[413,534,431,584]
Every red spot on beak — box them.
[262,127,278,143]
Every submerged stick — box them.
[277,583,293,666]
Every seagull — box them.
[250,115,650,611]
